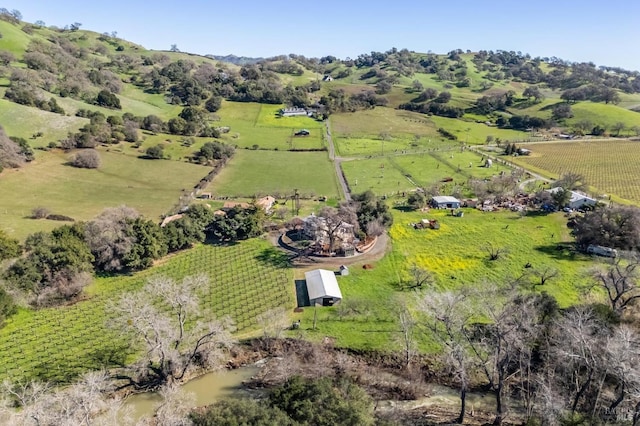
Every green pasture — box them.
[294,207,594,351]
[0,149,209,240]
[0,240,293,384]
[0,98,87,147]
[216,101,324,150]
[565,102,640,132]
[329,108,438,139]
[0,20,32,57]
[208,149,340,199]
[255,104,323,129]
[341,151,512,196]
[428,116,531,144]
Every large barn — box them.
[305,269,343,306]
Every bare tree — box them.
[111,274,236,390]
[531,266,559,286]
[417,291,472,423]
[550,307,606,416]
[463,288,543,425]
[84,206,139,272]
[552,172,587,192]
[317,205,358,253]
[71,149,101,169]
[0,126,26,169]
[396,306,417,369]
[603,325,640,421]
[407,264,434,289]
[256,306,290,340]
[150,384,195,426]
[0,371,131,425]
[482,242,508,261]
[590,257,640,317]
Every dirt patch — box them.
[363,263,374,269]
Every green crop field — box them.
[294,207,594,351]
[0,149,210,239]
[511,140,640,203]
[0,239,293,384]
[208,149,340,199]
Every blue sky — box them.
[8,0,640,70]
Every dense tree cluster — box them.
[0,202,264,311]
[573,205,640,252]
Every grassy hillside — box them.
[0,149,210,239]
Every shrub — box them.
[145,145,164,159]
[71,150,101,168]
[31,207,50,219]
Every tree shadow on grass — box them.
[392,205,414,213]
[534,242,578,260]
[255,247,292,268]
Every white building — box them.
[305,269,343,306]
[547,187,597,209]
[430,196,461,209]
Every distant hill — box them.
[205,54,264,65]
[0,10,639,150]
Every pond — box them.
[124,366,260,422]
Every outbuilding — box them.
[430,196,461,209]
[305,269,343,306]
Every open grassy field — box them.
[0,98,87,147]
[329,108,531,149]
[215,101,325,150]
[293,207,595,351]
[208,149,340,199]
[0,20,31,57]
[340,150,512,196]
[0,239,293,384]
[0,149,210,239]
[511,140,640,203]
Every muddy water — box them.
[124,366,259,422]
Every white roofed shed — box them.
[305,269,343,306]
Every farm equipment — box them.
[415,219,440,230]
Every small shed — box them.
[339,265,349,276]
[430,196,461,209]
[305,269,343,306]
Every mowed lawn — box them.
[208,149,340,199]
[294,208,594,351]
[0,149,210,239]
[511,140,640,203]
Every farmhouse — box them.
[303,214,357,256]
[279,107,309,117]
[430,196,461,209]
[305,269,342,306]
[547,187,597,209]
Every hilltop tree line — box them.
[2,12,639,134]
